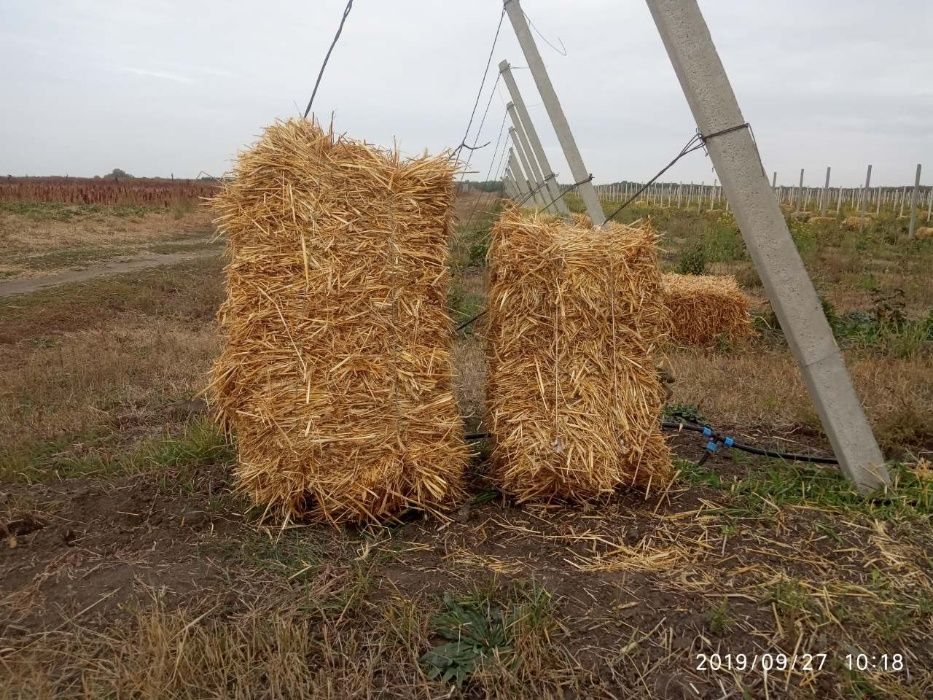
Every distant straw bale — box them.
[842,215,871,231]
[209,119,468,523]
[663,273,752,347]
[916,226,933,240]
[809,216,837,226]
[485,208,673,503]
[790,211,811,222]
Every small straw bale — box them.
[842,215,871,231]
[915,227,933,240]
[209,119,468,523]
[485,208,673,503]
[662,273,752,347]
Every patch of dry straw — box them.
[209,119,468,523]
[663,273,752,347]
[485,208,673,503]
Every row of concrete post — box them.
[589,174,931,233]
[491,0,891,491]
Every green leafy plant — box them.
[420,592,515,687]
[677,244,707,275]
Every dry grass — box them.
[0,258,223,480]
[0,204,213,278]
[0,320,217,478]
[209,119,467,523]
[668,344,933,454]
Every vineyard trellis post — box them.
[499,61,570,217]
[510,128,547,209]
[507,104,557,214]
[507,150,533,202]
[503,170,519,199]
[645,0,890,493]
[860,164,872,230]
[504,0,606,226]
[797,168,804,211]
[820,166,830,215]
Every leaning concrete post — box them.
[507,151,533,203]
[820,167,830,214]
[503,170,519,200]
[499,64,570,217]
[504,0,605,226]
[510,128,547,209]
[796,168,804,211]
[858,165,872,231]
[646,0,889,492]
[507,102,557,214]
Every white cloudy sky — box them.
[2,0,931,187]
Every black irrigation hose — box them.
[465,421,839,466]
[662,420,838,465]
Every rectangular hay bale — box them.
[663,273,752,347]
[485,209,673,502]
[209,119,468,523]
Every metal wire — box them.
[303,0,354,119]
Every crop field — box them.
[0,177,218,208]
[0,192,931,698]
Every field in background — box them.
[0,191,930,698]
[0,176,218,207]
[0,200,216,280]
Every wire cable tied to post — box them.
[604,122,750,223]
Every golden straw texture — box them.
[485,208,673,503]
[209,119,468,523]
[662,273,752,348]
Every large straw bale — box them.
[209,119,468,523]
[663,273,752,347]
[485,208,673,502]
[915,226,933,240]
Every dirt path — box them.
[0,248,221,298]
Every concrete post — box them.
[927,187,932,221]
[820,167,830,215]
[836,186,843,215]
[645,0,889,492]
[875,186,881,216]
[499,61,570,217]
[507,151,533,203]
[504,172,518,200]
[859,165,872,231]
[507,102,557,214]
[504,0,605,226]
[796,168,805,211]
[510,128,547,209]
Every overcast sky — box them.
[2,0,930,187]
